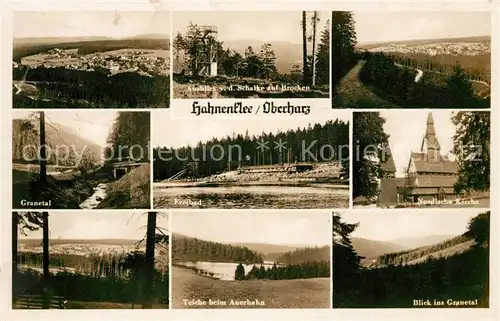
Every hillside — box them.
[12,118,103,162]
[172,233,264,263]
[97,163,150,209]
[273,246,330,264]
[230,242,301,255]
[373,235,475,268]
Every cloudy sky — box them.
[14,11,170,38]
[173,210,330,246]
[337,209,480,242]
[154,109,350,148]
[353,11,490,44]
[174,11,330,44]
[375,110,456,177]
[19,211,169,240]
[13,110,117,147]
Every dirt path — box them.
[333,61,400,108]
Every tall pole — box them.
[42,212,49,309]
[143,212,157,309]
[302,11,308,86]
[12,213,18,305]
[39,111,47,185]
[311,11,318,87]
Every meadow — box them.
[171,266,330,309]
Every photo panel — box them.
[12,211,170,309]
[172,11,330,100]
[171,210,331,309]
[12,10,170,108]
[332,209,490,308]
[152,109,350,209]
[331,11,491,108]
[12,110,152,209]
[352,110,490,208]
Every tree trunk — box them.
[39,112,47,185]
[142,212,157,309]
[302,11,308,86]
[42,212,49,309]
[311,11,318,87]
[12,213,18,305]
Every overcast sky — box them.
[19,211,169,240]
[375,110,455,177]
[353,11,490,44]
[154,110,350,148]
[337,209,480,242]
[13,110,117,147]
[174,11,329,44]
[14,11,170,38]
[173,210,330,246]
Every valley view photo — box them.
[332,11,490,108]
[333,209,490,308]
[12,110,151,209]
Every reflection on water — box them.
[177,261,278,281]
[155,185,348,196]
[154,184,349,209]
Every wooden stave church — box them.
[378,112,460,206]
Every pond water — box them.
[154,184,349,209]
[176,261,280,281]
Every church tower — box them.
[420,112,441,162]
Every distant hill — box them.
[19,238,139,246]
[351,237,407,260]
[12,118,103,162]
[387,234,456,249]
[13,36,112,47]
[223,39,302,74]
[358,35,491,50]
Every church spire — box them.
[421,112,440,162]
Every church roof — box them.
[410,152,459,174]
[420,112,441,151]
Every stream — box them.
[79,183,108,209]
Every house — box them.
[109,157,143,180]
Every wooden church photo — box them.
[353,110,490,208]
